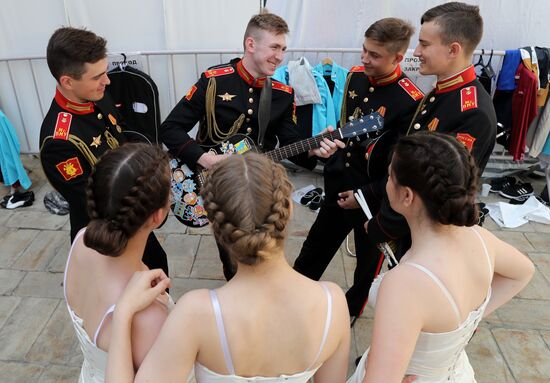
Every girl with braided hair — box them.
[106,152,351,383]
[63,143,174,383]
[349,132,534,383]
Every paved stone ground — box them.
[0,155,549,382]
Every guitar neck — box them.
[264,129,342,162]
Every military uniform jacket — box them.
[368,65,497,245]
[160,58,316,170]
[40,89,126,240]
[323,65,423,204]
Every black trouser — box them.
[294,203,384,316]
[141,233,169,276]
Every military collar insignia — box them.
[369,65,402,86]
[54,88,94,115]
[435,65,477,94]
[218,92,237,101]
[236,60,268,88]
[90,135,102,148]
[204,66,234,78]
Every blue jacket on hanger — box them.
[0,110,31,189]
[274,63,336,136]
[314,62,349,123]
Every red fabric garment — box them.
[510,64,538,160]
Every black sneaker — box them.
[509,195,549,206]
[300,187,322,206]
[499,182,534,200]
[4,191,34,209]
[490,176,516,193]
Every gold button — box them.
[429,96,435,102]
[363,97,368,103]
[345,162,350,167]
[414,123,421,130]
[349,141,354,147]
[421,110,427,115]
[365,152,370,160]
[97,113,103,120]
[369,87,374,93]
[246,118,250,122]
[246,127,252,133]
[247,109,253,115]
[249,98,254,103]
[249,88,254,93]
[346,152,351,157]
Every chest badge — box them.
[90,135,102,148]
[217,92,237,101]
[427,118,439,132]
[108,113,117,126]
[348,90,358,99]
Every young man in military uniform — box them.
[40,27,168,273]
[161,12,343,280]
[293,18,424,317]
[365,2,497,253]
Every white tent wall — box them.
[0,0,548,153]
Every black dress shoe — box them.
[300,187,323,205]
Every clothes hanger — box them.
[322,57,333,66]
[118,53,128,71]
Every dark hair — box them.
[365,18,415,54]
[84,143,171,256]
[46,27,107,81]
[243,11,289,48]
[201,153,292,265]
[421,2,483,55]
[391,132,479,226]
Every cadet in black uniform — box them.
[161,12,343,280]
[293,19,423,317]
[366,2,497,251]
[39,27,168,273]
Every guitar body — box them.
[171,112,384,227]
[170,134,256,227]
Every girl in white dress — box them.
[348,132,534,383]
[64,143,174,382]
[106,153,351,383]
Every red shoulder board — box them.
[56,157,84,181]
[272,82,293,94]
[185,85,197,101]
[204,66,235,78]
[460,86,478,112]
[53,112,72,140]
[456,133,476,152]
[350,66,364,73]
[398,78,424,101]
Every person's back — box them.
[350,132,534,383]
[63,143,173,382]
[106,153,351,383]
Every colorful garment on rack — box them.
[496,50,521,91]
[0,110,31,189]
[313,62,349,123]
[274,61,336,136]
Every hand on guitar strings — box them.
[197,152,230,169]
[337,190,360,209]
[308,126,345,159]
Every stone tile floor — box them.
[0,155,549,382]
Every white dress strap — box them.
[403,262,462,325]
[93,304,116,346]
[306,282,333,371]
[209,290,235,375]
[470,227,493,279]
[63,228,86,303]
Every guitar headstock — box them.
[339,112,385,139]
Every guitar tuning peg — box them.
[356,136,361,141]
[359,118,364,123]
[370,115,374,119]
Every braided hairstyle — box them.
[84,143,171,256]
[391,132,479,226]
[200,153,292,265]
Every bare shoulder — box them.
[173,288,213,318]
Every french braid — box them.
[84,143,170,256]
[392,132,479,226]
[200,153,292,265]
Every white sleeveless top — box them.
[63,229,175,383]
[194,283,333,383]
[348,227,493,383]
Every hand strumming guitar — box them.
[197,152,230,169]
